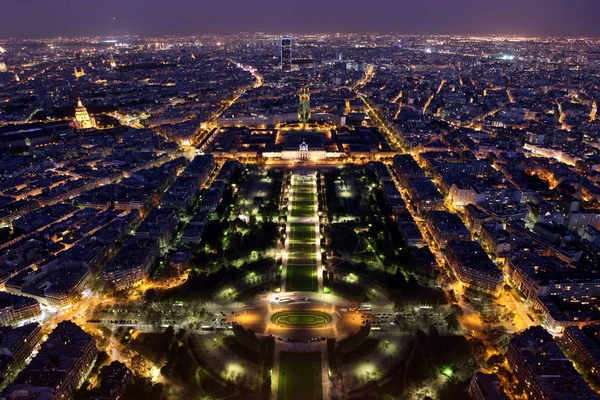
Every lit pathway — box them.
[320,342,331,400]
[281,172,320,294]
[275,171,331,399]
[271,342,281,400]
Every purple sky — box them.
[0,0,598,38]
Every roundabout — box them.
[270,310,333,328]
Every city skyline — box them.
[1,0,600,38]
[2,11,600,400]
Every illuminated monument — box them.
[72,99,97,130]
[298,86,311,123]
[74,67,85,78]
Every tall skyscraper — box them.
[298,86,311,123]
[281,37,292,71]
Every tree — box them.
[485,326,508,345]
[96,351,109,368]
[437,376,469,400]
[428,324,439,338]
[468,337,487,360]
[173,345,196,382]
[160,326,175,354]
[487,353,505,369]
[447,289,458,303]
[445,313,459,333]
[450,304,464,317]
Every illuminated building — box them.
[2,321,97,400]
[445,240,503,295]
[298,86,311,123]
[72,99,97,130]
[506,327,598,399]
[561,326,600,378]
[425,210,471,249]
[74,67,85,78]
[281,37,292,71]
[0,324,43,385]
[0,293,41,327]
[470,372,508,400]
[504,251,600,304]
[103,238,160,290]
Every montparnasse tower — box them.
[72,99,97,130]
[298,85,311,123]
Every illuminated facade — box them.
[281,37,292,71]
[264,140,343,161]
[72,99,97,130]
[298,86,311,123]
[74,67,85,78]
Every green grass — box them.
[271,310,332,328]
[289,243,316,262]
[290,182,316,218]
[278,352,323,400]
[290,223,315,243]
[285,175,319,292]
[291,202,315,218]
[293,183,314,190]
[286,261,318,292]
[127,333,164,364]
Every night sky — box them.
[1,0,598,38]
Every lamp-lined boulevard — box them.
[273,171,329,400]
[284,173,320,292]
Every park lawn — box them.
[278,352,323,400]
[290,223,315,243]
[286,262,318,292]
[289,243,316,263]
[287,315,319,323]
[128,333,164,364]
[291,200,315,218]
[293,182,314,190]
[293,189,315,199]
[271,310,332,327]
[291,179,316,218]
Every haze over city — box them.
[1,0,600,38]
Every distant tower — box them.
[109,54,117,69]
[298,86,311,123]
[72,99,97,130]
[74,67,85,78]
[281,37,292,71]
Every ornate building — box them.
[72,99,97,130]
[298,86,311,123]
[74,67,85,78]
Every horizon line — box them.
[2,32,600,41]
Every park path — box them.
[320,342,331,400]
[271,342,281,400]
[273,171,330,399]
[281,172,321,294]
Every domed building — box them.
[72,99,97,130]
